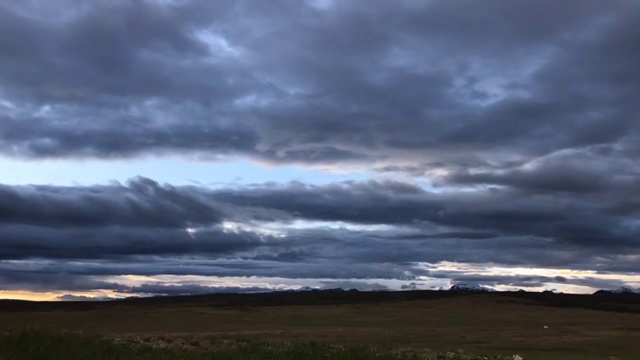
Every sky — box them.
[1,0,640,301]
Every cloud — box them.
[55,294,113,301]
[0,224,270,261]
[443,274,627,290]
[0,0,637,169]
[209,181,640,251]
[1,1,640,296]
[0,270,127,293]
[0,177,222,228]
[400,283,421,291]
[0,177,639,296]
[117,283,278,296]
[441,149,640,195]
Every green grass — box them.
[0,328,513,360]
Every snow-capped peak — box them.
[448,283,494,292]
[612,286,637,294]
[593,286,639,295]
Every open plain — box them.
[1,291,639,359]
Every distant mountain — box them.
[286,287,357,293]
[297,286,316,292]
[448,283,494,292]
[593,287,638,295]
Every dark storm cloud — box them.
[0,269,127,292]
[0,0,237,101]
[442,148,640,195]
[7,175,636,255]
[0,114,259,159]
[209,181,640,250]
[2,178,639,271]
[0,224,270,260]
[0,256,420,281]
[1,178,639,295]
[0,177,222,228]
[0,0,638,167]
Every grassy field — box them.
[1,291,639,359]
[0,328,516,360]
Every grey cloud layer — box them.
[1,0,639,172]
[0,177,221,228]
[210,181,640,251]
[1,178,639,294]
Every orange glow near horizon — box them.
[0,290,121,302]
[0,291,60,301]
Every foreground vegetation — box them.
[0,328,517,360]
